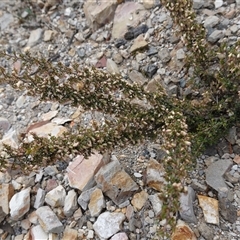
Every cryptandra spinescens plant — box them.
[0,51,192,234]
[0,0,239,236]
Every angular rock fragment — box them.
[30,225,48,240]
[148,194,163,216]
[179,186,197,224]
[95,159,138,205]
[84,0,118,31]
[112,2,148,39]
[205,159,232,192]
[45,185,66,207]
[36,206,64,233]
[62,227,78,240]
[64,189,78,217]
[78,187,96,211]
[0,183,14,215]
[93,212,125,239]
[218,187,237,223]
[9,188,31,220]
[172,220,197,240]
[67,152,108,191]
[198,195,219,225]
[131,190,148,211]
[88,188,105,217]
[146,159,166,192]
[34,188,45,209]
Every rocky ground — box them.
[0,0,240,239]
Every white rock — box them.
[31,225,48,240]
[93,212,125,239]
[148,194,163,216]
[45,185,66,207]
[214,0,223,8]
[106,59,120,74]
[64,190,78,217]
[34,188,45,209]
[27,28,43,47]
[10,188,31,220]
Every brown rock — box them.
[131,190,148,211]
[88,188,105,217]
[62,227,78,240]
[84,0,118,31]
[171,220,197,240]
[67,152,109,191]
[146,159,166,192]
[129,34,148,53]
[198,195,219,225]
[95,160,139,205]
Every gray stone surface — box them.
[205,159,232,191]
[36,206,64,233]
[179,186,197,224]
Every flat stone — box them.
[31,225,48,240]
[67,152,108,191]
[78,187,96,210]
[45,185,66,207]
[36,206,64,233]
[129,34,148,53]
[64,189,78,217]
[95,159,139,205]
[0,183,14,215]
[207,30,223,43]
[172,220,197,240]
[128,70,147,85]
[34,188,45,209]
[148,194,163,216]
[112,2,148,39]
[106,59,120,74]
[204,16,220,28]
[198,195,219,225]
[131,190,148,211]
[10,188,31,220]
[27,122,67,142]
[62,227,78,240]
[84,0,118,31]
[27,28,43,47]
[88,188,105,217]
[93,212,125,239]
[205,159,232,192]
[146,159,166,192]
[179,186,197,224]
